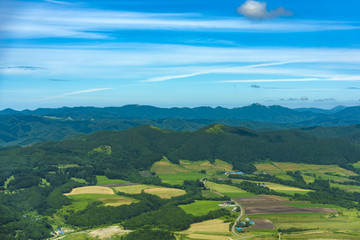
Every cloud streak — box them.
[1,3,359,40]
[46,88,113,99]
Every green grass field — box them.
[96,175,128,185]
[330,182,360,192]
[179,200,226,216]
[249,209,360,232]
[283,202,341,209]
[158,173,206,185]
[255,161,357,183]
[205,181,256,197]
[201,190,222,199]
[66,194,136,210]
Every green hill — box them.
[1,124,359,180]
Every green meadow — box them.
[96,175,128,185]
[179,200,226,216]
[158,173,206,185]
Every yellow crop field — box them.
[144,187,186,198]
[114,184,185,198]
[64,186,114,196]
[181,219,231,240]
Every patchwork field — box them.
[64,186,114,196]
[158,173,206,185]
[96,175,128,186]
[180,219,231,240]
[68,194,136,208]
[179,200,227,216]
[114,184,186,198]
[255,161,356,182]
[231,179,312,195]
[179,159,233,174]
[205,181,255,197]
[234,195,336,215]
[151,157,233,184]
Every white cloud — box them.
[237,0,293,20]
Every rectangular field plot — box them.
[181,219,231,240]
[114,184,186,198]
[158,173,206,185]
[250,211,360,232]
[179,200,226,216]
[205,181,255,197]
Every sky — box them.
[1,0,360,110]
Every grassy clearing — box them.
[69,194,135,207]
[64,186,114,196]
[353,161,360,169]
[158,173,206,185]
[202,190,222,199]
[71,177,87,184]
[179,201,226,216]
[283,202,341,209]
[255,161,356,182]
[179,159,233,174]
[96,175,128,185]
[150,157,190,174]
[249,209,360,232]
[232,179,311,195]
[330,182,360,192]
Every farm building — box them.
[218,201,236,207]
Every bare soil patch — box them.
[261,195,289,202]
[233,196,271,203]
[243,202,337,215]
[250,219,275,230]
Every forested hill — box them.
[2,104,360,147]
[1,124,359,179]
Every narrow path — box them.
[231,200,244,236]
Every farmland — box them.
[114,184,186,198]
[179,201,226,216]
[255,161,357,182]
[180,219,231,240]
[205,181,255,197]
[64,186,115,196]
[96,175,128,186]
[231,179,312,195]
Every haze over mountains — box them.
[1,104,360,147]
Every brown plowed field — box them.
[250,219,275,230]
[242,202,336,215]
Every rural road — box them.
[231,200,244,236]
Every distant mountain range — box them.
[1,104,360,147]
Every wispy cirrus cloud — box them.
[1,3,359,40]
[46,88,113,99]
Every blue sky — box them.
[1,0,360,110]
